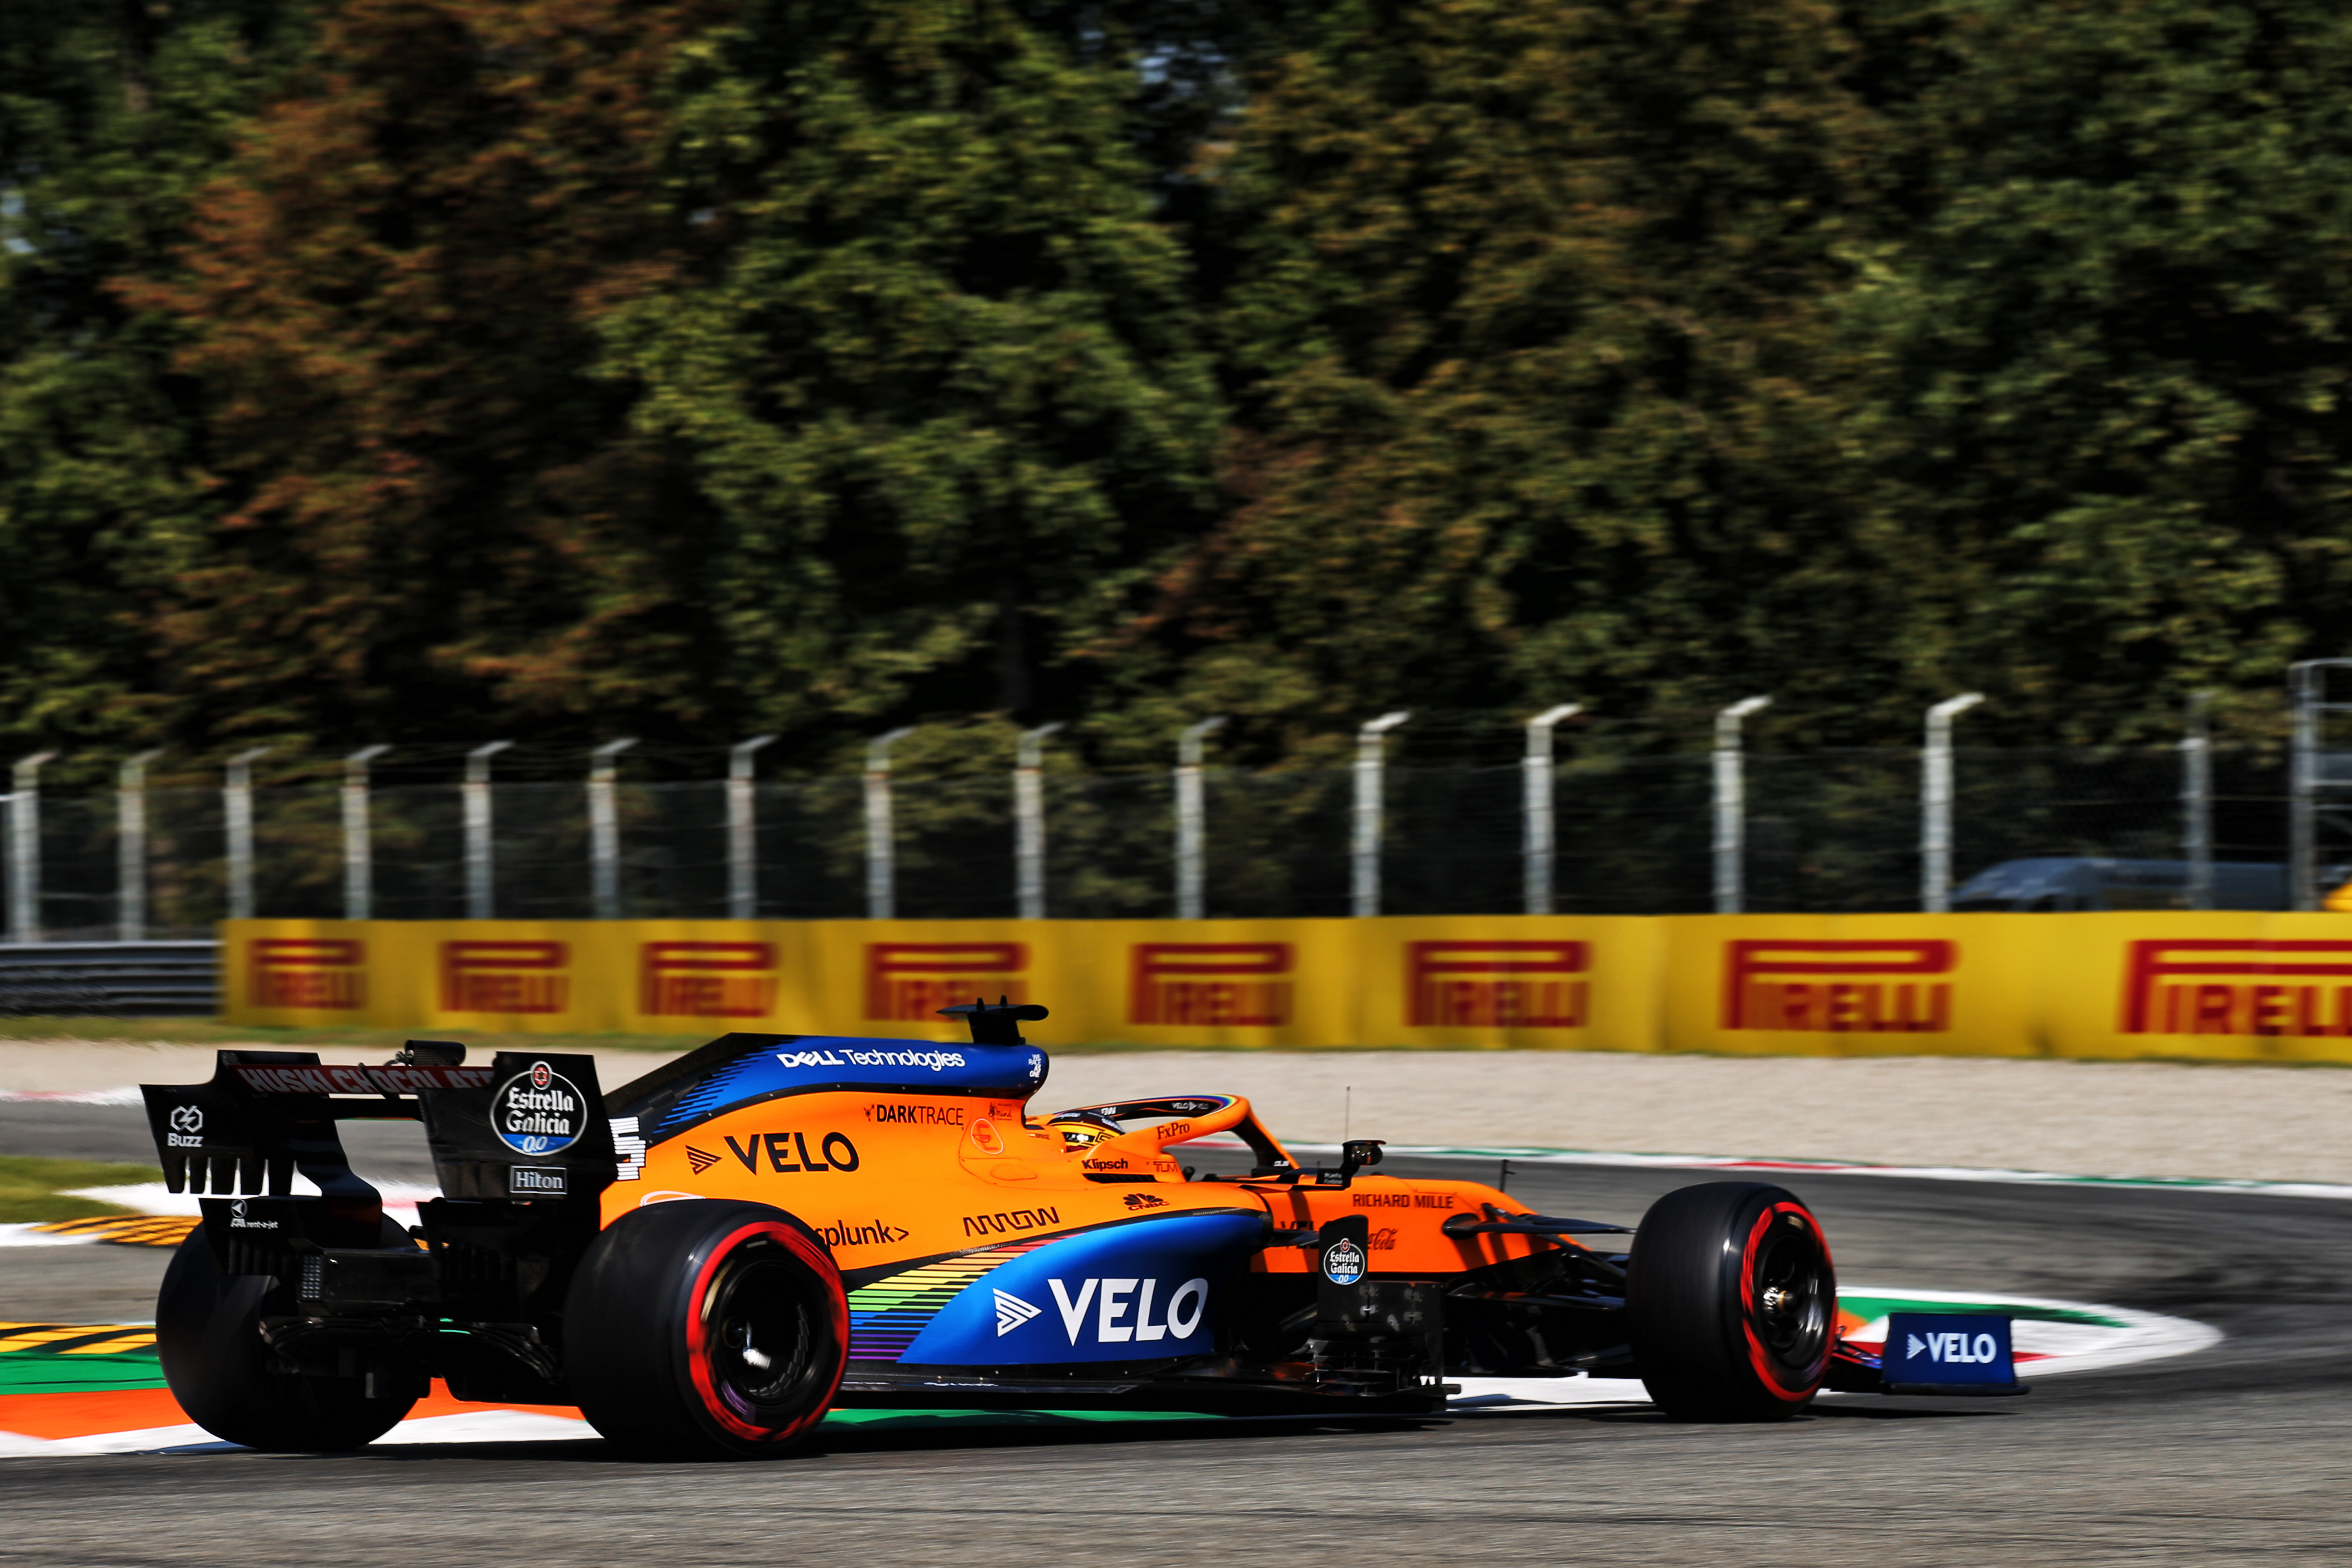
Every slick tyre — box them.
[155,1225,419,1451]
[1627,1181,1835,1421]
[565,1200,848,1460]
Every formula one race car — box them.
[142,1000,1930,1457]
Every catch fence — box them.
[0,743,2297,939]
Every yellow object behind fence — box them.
[218,912,2352,1062]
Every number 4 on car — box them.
[139,1000,2014,1458]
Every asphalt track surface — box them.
[7,1102,2352,1564]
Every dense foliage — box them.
[3,0,2347,772]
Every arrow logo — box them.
[1907,1333,1927,1361]
[994,1289,1042,1336]
[686,1146,719,1175]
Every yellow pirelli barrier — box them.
[219,912,2352,1061]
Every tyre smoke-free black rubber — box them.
[155,1224,419,1451]
[564,1199,848,1460]
[1626,1181,1835,1421]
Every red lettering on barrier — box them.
[439,941,569,1014]
[1127,943,1294,1026]
[639,941,779,1018]
[1720,940,1956,1033]
[863,942,1027,1022]
[2118,939,2352,1038]
[248,939,367,1011]
[1405,941,1588,1029]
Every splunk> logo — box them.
[248,939,366,1011]
[1127,943,1294,1027]
[639,941,778,1019]
[2119,939,2352,1037]
[1720,939,1956,1033]
[1406,941,1588,1028]
[440,941,569,1015]
[864,942,1029,1022]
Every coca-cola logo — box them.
[491,1062,584,1156]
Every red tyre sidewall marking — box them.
[683,1220,851,1445]
[1736,1200,1834,1402]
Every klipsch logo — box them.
[2120,940,2352,1037]
[864,942,1028,1021]
[249,939,366,1010]
[1406,941,1588,1028]
[1721,939,1956,1033]
[1128,943,1293,1027]
[640,941,779,1019]
[441,941,569,1014]
[490,1061,585,1156]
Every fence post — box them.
[1352,712,1410,918]
[464,741,512,921]
[1015,723,1065,920]
[118,750,162,940]
[728,735,777,921]
[1921,693,1984,913]
[343,745,389,922]
[224,746,272,923]
[8,752,56,942]
[864,727,916,920]
[2182,692,2213,911]
[589,738,638,921]
[1522,705,1581,915]
[1713,696,1771,915]
[2286,660,2352,911]
[1175,716,1227,920]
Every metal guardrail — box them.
[0,941,219,1017]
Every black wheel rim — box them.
[1748,1215,1830,1374]
[701,1239,832,1425]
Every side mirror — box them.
[1338,1139,1385,1178]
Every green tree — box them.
[594,0,1225,745]
[0,0,309,762]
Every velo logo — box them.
[1907,1329,2002,1365]
[1033,1277,1210,1346]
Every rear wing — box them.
[141,1044,622,1216]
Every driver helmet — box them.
[1044,1110,1122,1150]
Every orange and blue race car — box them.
[138,1000,2007,1458]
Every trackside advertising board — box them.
[219,913,2352,1060]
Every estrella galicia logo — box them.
[491,1061,584,1156]
[1322,1238,1367,1286]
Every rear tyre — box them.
[1627,1181,1835,1421]
[155,1225,419,1451]
[564,1200,847,1460]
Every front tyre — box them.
[155,1226,418,1451]
[1627,1181,1835,1421]
[564,1200,847,1459]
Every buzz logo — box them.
[1044,1277,1209,1345]
[1907,1330,2002,1366]
[167,1104,205,1148]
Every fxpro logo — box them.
[864,941,1027,1022]
[1127,942,1293,1027]
[1720,939,1956,1033]
[640,941,778,1019]
[1406,941,1587,1028]
[988,1277,1211,1343]
[2119,939,2352,1037]
[248,939,366,1011]
[440,941,569,1014]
